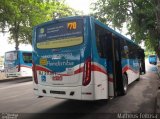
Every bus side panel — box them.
[128,59,140,84]
[19,51,32,77]
[122,59,140,84]
[89,18,108,100]
[92,63,108,100]
[81,69,108,100]
[81,17,94,100]
[20,66,32,76]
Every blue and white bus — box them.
[4,50,32,78]
[148,55,157,65]
[32,16,145,100]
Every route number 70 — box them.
[67,22,77,30]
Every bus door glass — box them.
[113,37,123,95]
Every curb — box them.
[0,76,32,83]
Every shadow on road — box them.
[29,81,141,119]
[30,100,110,119]
[0,77,32,84]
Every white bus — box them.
[32,16,145,100]
[4,50,32,78]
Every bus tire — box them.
[121,74,128,95]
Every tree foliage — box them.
[91,0,160,56]
[0,0,76,50]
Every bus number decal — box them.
[67,22,77,30]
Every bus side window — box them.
[120,39,128,59]
[95,25,103,57]
[127,42,135,59]
[96,34,103,57]
[100,35,108,58]
[22,53,32,63]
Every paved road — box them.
[0,63,159,119]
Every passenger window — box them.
[120,39,128,58]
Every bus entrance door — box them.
[112,37,124,96]
[106,34,124,97]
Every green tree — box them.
[91,0,160,57]
[0,0,76,50]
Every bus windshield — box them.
[36,19,84,49]
[5,52,17,61]
[22,53,32,63]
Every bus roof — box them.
[34,15,142,50]
[92,17,142,49]
[5,50,32,53]
[34,16,87,28]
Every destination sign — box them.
[36,19,83,43]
